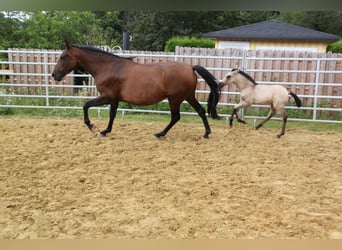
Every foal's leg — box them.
[255,107,276,130]
[229,102,248,127]
[83,96,111,132]
[229,109,237,127]
[154,101,181,138]
[277,110,288,138]
[186,94,211,138]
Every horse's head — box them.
[219,68,240,88]
[52,41,78,81]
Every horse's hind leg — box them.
[277,111,288,138]
[154,101,181,138]
[187,95,211,138]
[256,108,276,130]
[99,102,118,136]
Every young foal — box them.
[220,69,302,138]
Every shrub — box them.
[327,39,342,53]
[164,36,215,52]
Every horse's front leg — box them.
[229,109,236,127]
[99,102,118,137]
[230,102,247,127]
[83,96,111,133]
[83,100,95,131]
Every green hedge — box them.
[164,36,215,52]
[327,39,342,53]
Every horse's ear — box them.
[231,68,239,72]
[64,41,71,50]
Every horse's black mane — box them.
[233,69,258,85]
[72,44,131,60]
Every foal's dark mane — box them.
[72,44,131,61]
[233,69,258,85]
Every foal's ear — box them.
[64,41,71,50]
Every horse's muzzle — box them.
[217,81,226,89]
[52,71,63,81]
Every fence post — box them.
[44,52,49,107]
[239,49,249,120]
[313,58,321,121]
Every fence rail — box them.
[0,47,341,124]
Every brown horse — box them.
[52,42,221,138]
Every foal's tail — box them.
[289,91,302,107]
[193,65,221,119]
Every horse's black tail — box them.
[289,91,302,107]
[193,65,221,119]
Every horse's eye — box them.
[60,55,68,62]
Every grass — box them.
[119,113,342,133]
[0,93,341,134]
[2,108,341,134]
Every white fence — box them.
[0,48,341,124]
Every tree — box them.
[3,11,122,50]
[123,11,224,51]
[17,11,107,49]
[93,11,123,47]
[1,11,340,51]
[279,11,342,36]
[0,12,22,49]
[123,11,283,51]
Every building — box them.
[203,20,340,52]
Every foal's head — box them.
[219,68,257,89]
[219,68,240,88]
[52,41,78,81]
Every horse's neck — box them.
[234,79,255,91]
[77,50,119,78]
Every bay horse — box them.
[219,68,302,138]
[52,42,221,138]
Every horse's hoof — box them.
[98,133,106,137]
[212,115,221,120]
[87,124,95,132]
[154,129,168,138]
[154,133,161,138]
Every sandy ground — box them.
[0,116,341,239]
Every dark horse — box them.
[52,42,221,138]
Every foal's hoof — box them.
[97,133,106,137]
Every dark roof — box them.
[203,20,339,42]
